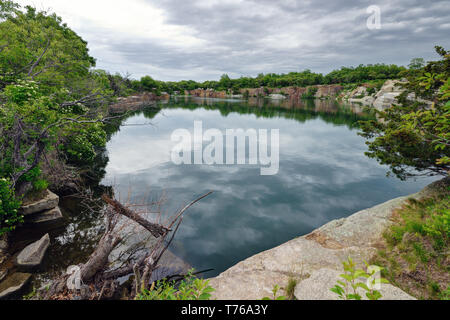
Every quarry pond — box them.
[99,97,437,277]
[13,97,438,288]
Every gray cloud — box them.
[18,0,450,81]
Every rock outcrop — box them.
[0,272,31,300]
[185,85,344,100]
[372,80,408,111]
[16,234,50,270]
[209,178,448,300]
[19,190,64,226]
[20,190,59,216]
[25,207,63,225]
[109,92,168,114]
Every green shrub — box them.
[439,286,450,300]
[301,87,318,99]
[32,179,49,192]
[375,193,450,300]
[423,208,449,249]
[136,270,215,300]
[285,278,298,300]
[0,178,22,236]
[330,257,388,300]
[367,87,376,95]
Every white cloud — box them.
[14,0,450,81]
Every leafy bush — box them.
[0,178,22,236]
[63,123,107,164]
[331,257,388,300]
[136,270,215,300]
[374,193,450,300]
[367,87,376,95]
[301,87,318,99]
[423,207,449,249]
[32,179,49,192]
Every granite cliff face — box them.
[109,92,169,113]
[340,79,433,111]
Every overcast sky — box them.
[15,0,450,81]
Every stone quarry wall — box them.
[109,92,169,114]
[185,84,344,100]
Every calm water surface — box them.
[97,97,437,277]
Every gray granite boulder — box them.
[0,273,32,300]
[16,234,50,270]
[20,190,59,216]
[26,207,64,225]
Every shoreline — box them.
[208,177,449,300]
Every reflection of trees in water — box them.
[29,98,373,286]
[166,97,375,129]
[41,196,106,280]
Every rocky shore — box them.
[209,178,448,300]
[0,190,62,299]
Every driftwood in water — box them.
[41,191,212,300]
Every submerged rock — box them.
[0,273,32,300]
[20,190,59,216]
[16,234,50,270]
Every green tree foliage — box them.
[359,46,450,180]
[0,2,118,232]
[0,5,95,89]
[130,64,406,95]
[330,257,389,300]
[136,270,215,300]
[409,58,426,70]
[374,192,450,300]
[0,177,22,236]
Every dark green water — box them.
[97,97,436,278]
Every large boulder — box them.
[372,80,407,111]
[20,190,59,216]
[25,206,64,225]
[16,234,50,270]
[294,268,415,300]
[0,272,32,300]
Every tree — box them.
[359,46,450,180]
[409,58,425,70]
[0,2,117,208]
[0,5,95,90]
